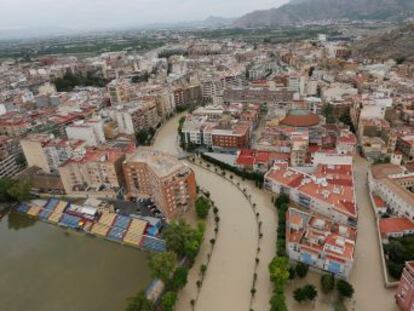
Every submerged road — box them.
[153,114,398,311]
[153,114,276,311]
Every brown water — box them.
[0,212,151,311]
[154,113,399,311]
[154,113,276,311]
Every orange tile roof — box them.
[379,218,414,235]
[373,195,386,208]
[266,167,305,188]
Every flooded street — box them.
[154,114,276,311]
[349,155,397,311]
[0,213,151,311]
[154,114,399,311]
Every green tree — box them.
[270,288,288,311]
[131,72,150,83]
[336,279,354,299]
[295,262,309,278]
[149,251,177,283]
[7,180,32,202]
[54,71,105,92]
[294,284,317,302]
[126,290,153,311]
[293,287,307,303]
[321,274,335,293]
[322,103,336,124]
[163,220,204,259]
[168,266,188,291]
[268,256,290,288]
[302,284,317,301]
[184,232,203,259]
[195,197,211,219]
[0,178,14,202]
[161,291,177,311]
[275,194,289,209]
[339,112,355,133]
[288,266,296,280]
[135,129,151,145]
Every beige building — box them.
[110,99,161,135]
[369,164,414,220]
[123,148,197,221]
[20,133,85,174]
[59,148,125,195]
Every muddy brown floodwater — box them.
[154,114,276,311]
[154,114,399,311]
[0,212,151,311]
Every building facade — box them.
[0,135,24,178]
[123,148,197,221]
[396,261,414,311]
[58,148,125,195]
[286,207,356,278]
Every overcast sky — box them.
[0,0,289,30]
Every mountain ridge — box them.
[234,0,414,27]
[353,22,414,63]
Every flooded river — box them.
[0,212,151,311]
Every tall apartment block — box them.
[0,135,24,178]
[123,148,196,221]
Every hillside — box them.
[234,0,414,27]
[353,23,414,63]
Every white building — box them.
[369,164,414,220]
[66,119,106,147]
[110,100,160,135]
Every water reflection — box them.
[0,211,151,311]
[7,211,36,231]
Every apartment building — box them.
[368,164,414,220]
[211,122,251,151]
[152,91,176,120]
[21,133,85,173]
[265,163,357,227]
[66,119,106,147]
[336,129,357,155]
[107,79,133,105]
[235,149,289,173]
[379,217,414,241]
[286,207,356,278]
[58,148,125,195]
[173,85,201,108]
[0,135,24,178]
[397,135,414,160]
[223,87,294,104]
[200,79,223,102]
[0,114,31,137]
[396,261,414,311]
[181,114,251,151]
[123,148,197,221]
[110,99,160,135]
[287,74,306,96]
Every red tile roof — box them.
[373,195,386,209]
[236,149,289,166]
[280,110,320,127]
[379,218,414,235]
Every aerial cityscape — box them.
[1,0,414,311]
